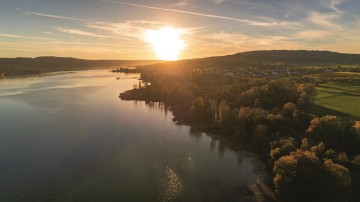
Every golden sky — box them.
[0,0,359,60]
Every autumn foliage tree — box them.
[273,150,324,201]
[273,150,352,201]
[306,115,342,147]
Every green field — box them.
[310,81,360,119]
[302,64,360,69]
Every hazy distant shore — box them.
[0,56,160,77]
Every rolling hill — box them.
[156,50,359,67]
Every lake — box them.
[0,70,268,202]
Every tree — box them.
[310,142,325,159]
[336,152,350,165]
[273,150,352,201]
[323,159,352,199]
[190,96,212,121]
[296,83,314,109]
[253,98,262,108]
[353,121,360,136]
[300,138,310,151]
[209,98,218,120]
[282,102,296,118]
[324,149,336,161]
[342,121,360,152]
[254,124,268,146]
[352,154,360,167]
[352,121,360,143]
[273,150,324,201]
[306,115,341,147]
[293,109,312,131]
[269,138,296,162]
[218,99,230,123]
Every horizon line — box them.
[1,49,358,61]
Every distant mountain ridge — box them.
[191,50,360,66]
[231,50,360,64]
[137,50,360,73]
[0,56,160,70]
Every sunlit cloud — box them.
[294,30,333,39]
[55,27,106,38]
[248,18,301,28]
[85,20,168,40]
[307,11,342,29]
[54,27,133,41]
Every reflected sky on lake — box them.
[0,70,267,202]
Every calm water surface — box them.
[0,70,267,202]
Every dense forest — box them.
[0,57,159,76]
[120,50,360,201]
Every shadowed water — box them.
[0,70,268,202]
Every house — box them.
[324,69,334,74]
[0,67,4,77]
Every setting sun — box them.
[145,27,186,61]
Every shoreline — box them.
[120,88,277,200]
[120,88,267,152]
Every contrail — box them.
[15,7,90,23]
[100,0,257,24]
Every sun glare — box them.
[145,27,186,61]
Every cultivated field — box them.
[310,80,360,119]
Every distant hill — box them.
[0,56,160,76]
[141,50,360,71]
[200,50,360,65]
[232,50,360,64]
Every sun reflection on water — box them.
[159,167,183,202]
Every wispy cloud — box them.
[249,19,301,28]
[101,0,302,29]
[175,0,187,6]
[100,0,263,24]
[56,25,147,41]
[15,7,89,22]
[0,33,54,40]
[55,27,106,38]
[294,30,333,39]
[85,20,171,40]
[330,0,346,13]
[210,0,228,4]
[15,6,173,41]
[307,11,342,29]
[16,2,302,32]
[42,32,55,35]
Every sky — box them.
[0,0,359,60]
